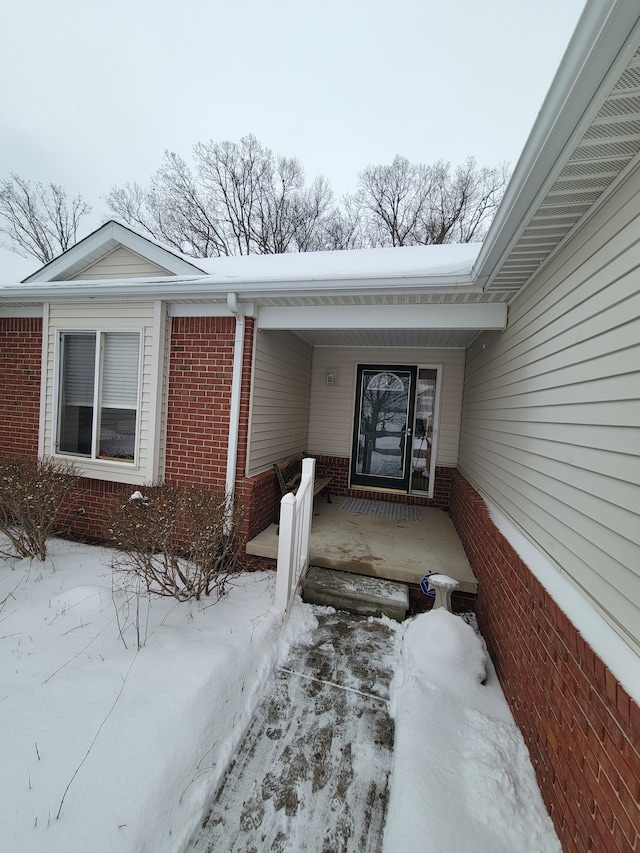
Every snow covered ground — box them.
[1,537,560,852]
[385,610,560,853]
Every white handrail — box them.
[275,456,315,612]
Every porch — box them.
[246,495,478,608]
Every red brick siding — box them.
[313,455,453,510]
[0,318,42,459]
[450,469,640,853]
[241,468,279,541]
[164,316,254,494]
[60,478,134,541]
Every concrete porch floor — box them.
[246,497,478,595]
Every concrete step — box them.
[302,566,409,622]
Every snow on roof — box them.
[0,241,482,295]
[106,218,482,282]
[191,243,482,284]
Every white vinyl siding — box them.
[307,347,465,466]
[71,247,172,280]
[460,163,640,657]
[42,302,160,484]
[246,330,313,475]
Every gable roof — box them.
[22,220,206,282]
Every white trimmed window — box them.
[57,331,141,462]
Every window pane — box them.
[411,368,437,493]
[101,333,139,408]
[98,333,140,461]
[59,334,96,455]
[99,408,137,460]
[57,331,140,462]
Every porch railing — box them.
[275,456,315,612]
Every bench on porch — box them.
[273,453,333,505]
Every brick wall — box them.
[164,316,254,494]
[165,316,236,487]
[313,455,453,510]
[0,317,42,458]
[61,478,133,541]
[450,469,640,852]
[241,468,279,542]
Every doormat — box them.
[338,498,422,522]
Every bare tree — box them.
[356,156,433,247]
[0,174,92,263]
[355,155,508,247]
[106,135,335,257]
[304,195,366,252]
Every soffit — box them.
[293,328,476,348]
[248,290,509,308]
[486,44,640,294]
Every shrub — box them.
[108,483,244,601]
[0,456,79,560]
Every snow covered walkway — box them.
[1,538,560,853]
[185,612,402,852]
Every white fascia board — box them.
[0,272,478,303]
[257,303,507,331]
[474,0,640,289]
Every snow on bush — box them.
[0,456,78,560]
[108,483,245,602]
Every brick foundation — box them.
[407,583,477,616]
[450,469,640,852]
[60,478,135,542]
[313,455,453,510]
[0,318,42,459]
[241,468,279,542]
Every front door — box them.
[350,365,417,491]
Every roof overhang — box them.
[0,270,479,303]
[474,0,640,295]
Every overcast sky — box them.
[0,0,586,280]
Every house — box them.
[1,0,639,848]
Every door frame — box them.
[348,362,442,498]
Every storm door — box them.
[350,365,417,491]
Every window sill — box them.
[51,454,149,485]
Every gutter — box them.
[225,292,246,509]
[0,271,478,304]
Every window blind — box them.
[101,333,140,409]
[63,334,96,406]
